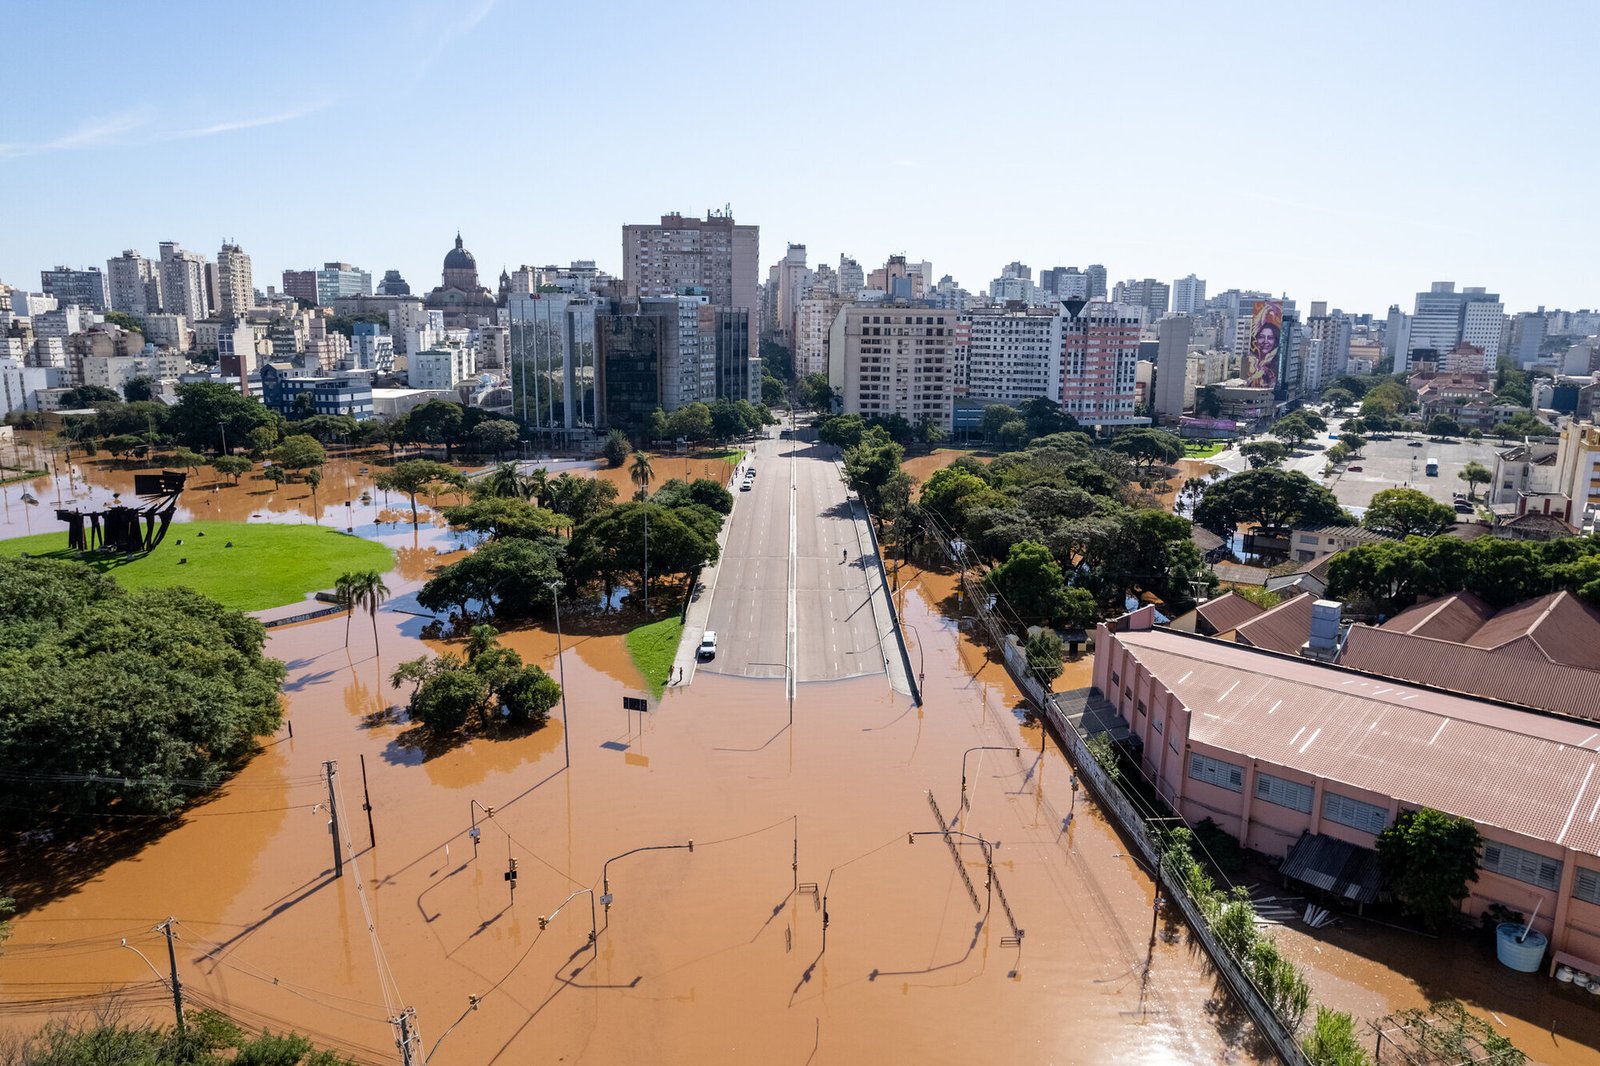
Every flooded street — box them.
[0,432,1272,1063]
[0,513,1266,1064]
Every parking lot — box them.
[1321,433,1508,511]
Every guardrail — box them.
[965,567,1308,1066]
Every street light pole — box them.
[218,420,227,457]
[548,581,570,768]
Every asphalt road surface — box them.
[698,427,888,684]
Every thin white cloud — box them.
[168,102,330,141]
[0,107,155,158]
[0,101,327,160]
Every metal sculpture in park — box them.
[56,471,188,554]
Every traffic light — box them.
[504,857,519,883]
[538,915,548,930]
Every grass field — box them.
[0,521,394,612]
[1182,440,1228,458]
[625,615,683,698]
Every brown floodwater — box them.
[0,519,1275,1063]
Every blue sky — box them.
[1,1,1595,315]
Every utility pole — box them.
[396,1006,419,1066]
[359,753,375,848]
[324,760,343,878]
[159,917,185,1035]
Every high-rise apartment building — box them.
[217,243,254,321]
[1084,264,1108,300]
[773,244,811,345]
[158,242,210,322]
[1060,302,1141,425]
[1153,314,1193,419]
[106,251,162,316]
[838,255,864,295]
[622,210,759,355]
[1509,312,1547,366]
[1172,274,1207,315]
[1112,278,1170,324]
[316,262,373,305]
[40,266,108,312]
[281,270,318,305]
[1408,282,1502,369]
[795,288,849,377]
[1300,312,1353,394]
[988,262,1036,305]
[1462,300,1507,372]
[964,306,1060,404]
[1040,267,1089,300]
[833,304,955,431]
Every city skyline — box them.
[2,1,1597,314]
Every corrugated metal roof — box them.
[1117,628,1600,857]
[1279,831,1382,904]
[1233,592,1315,654]
[1195,592,1264,635]
[1213,562,1270,587]
[1341,625,1600,721]
[1469,591,1600,668]
[1384,591,1494,642]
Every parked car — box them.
[1347,465,1363,471]
[740,481,751,491]
[697,631,718,660]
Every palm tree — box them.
[629,451,655,501]
[306,467,323,521]
[334,572,359,647]
[339,570,391,655]
[480,461,528,500]
[526,466,550,508]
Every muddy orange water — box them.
[901,448,989,487]
[0,524,1274,1064]
[6,440,1595,1064]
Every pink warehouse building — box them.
[1093,607,1600,975]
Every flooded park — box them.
[2,435,1597,1065]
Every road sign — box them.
[622,696,649,713]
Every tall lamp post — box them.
[218,420,228,457]
[547,580,571,767]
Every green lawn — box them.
[0,521,394,612]
[625,615,683,699]
[1183,440,1228,458]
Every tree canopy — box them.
[1376,808,1480,931]
[374,459,460,527]
[1192,468,1351,536]
[1361,488,1456,538]
[418,536,565,621]
[0,557,285,823]
[1327,533,1600,615]
[169,381,279,452]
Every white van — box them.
[697,631,718,660]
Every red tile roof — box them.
[1115,628,1600,855]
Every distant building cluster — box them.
[3,215,1597,452]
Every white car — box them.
[697,631,718,660]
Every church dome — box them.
[444,233,476,271]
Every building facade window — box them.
[1575,867,1600,906]
[1189,753,1243,793]
[1255,771,1314,813]
[1482,842,1562,892]
[1321,792,1388,835]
